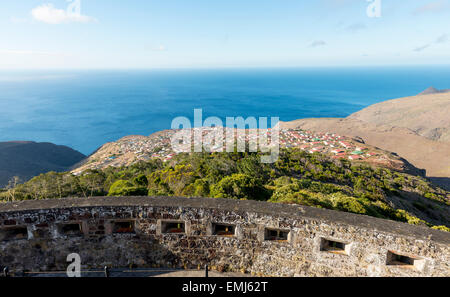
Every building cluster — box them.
[73,128,384,174]
[279,130,379,161]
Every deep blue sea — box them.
[1,66,450,155]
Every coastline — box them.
[2,86,449,190]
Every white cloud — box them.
[413,44,431,52]
[31,3,97,24]
[435,34,449,44]
[346,23,367,33]
[413,0,450,15]
[413,33,449,52]
[309,40,327,48]
[153,45,167,52]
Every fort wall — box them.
[0,196,449,276]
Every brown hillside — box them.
[348,92,450,143]
[282,91,450,189]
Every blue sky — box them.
[1,0,449,69]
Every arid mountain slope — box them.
[418,87,450,96]
[282,90,450,189]
[348,92,450,143]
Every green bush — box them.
[211,174,269,200]
[108,180,147,196]
[329,193,368,215]
[431,225,450,232]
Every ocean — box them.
[1,66,450,155]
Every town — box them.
[72,127,396,175]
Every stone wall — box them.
[0,196,449,276]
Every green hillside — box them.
[1,149,449,231]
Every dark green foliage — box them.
[210,173,270,200]
[134,174,148,187]
[1,148,448,230]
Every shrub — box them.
[211,174,269,200]
[431,225,450,232]
[329,193,368,215]
[193,179,210,197]
[133,174,148,186]
[108,180,147,196]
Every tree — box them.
[6,176,20,202]
[210,174,270,201]
[134,174,148,187]
[78,171,107,197]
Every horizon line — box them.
[2,64,450,72]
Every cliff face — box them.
[0,141,86,187]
